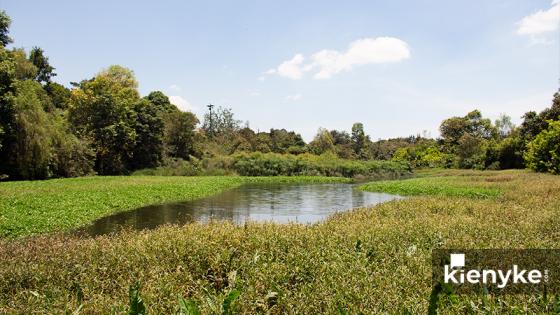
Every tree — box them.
[0,11,12,47]
[351,122,368,158]
[0,45,16,169]
[10,80,53,179]
[202,106,241,137]
[11,48,37,81]
[130,99,164,169]
[0,77,93,179]
[456,133,485,169]
[164,110,199,160]
[330,129,354,159]
[29,47,56,84]
[440,110,497,146]
[69,65,139,175]
[520,93,560,143]
[144,91,176,113]
[254,132,273,153]
[143,90,200,161]
[45,82,71,110]
[496,132,525,169]
[440,116,470,146]
[525,120,560,174]
[465,110,497,139]
[495,113,514,138]
[519,111,545,143]
[308,128,335,155]
[269,128,305,153]
[539,92,560,122]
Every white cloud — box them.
[309,37,411,79]
[264,37,410,80]
[266,53,305,80]
[286,94,302,101]
[516,0,560,36]
[169,95,195,112]
[168,84,181,91]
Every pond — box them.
[77,183,402,236]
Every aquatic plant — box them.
[0,170,559,313]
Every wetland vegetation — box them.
[2,170,560,313]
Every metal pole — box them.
[207,104,214,136]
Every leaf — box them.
[221,289,240,315]
[178,297,201,315]
[128,282,146,315]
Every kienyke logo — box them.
[444,253,549,289]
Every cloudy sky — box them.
[3,0,559,140]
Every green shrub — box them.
[133,153,411,178]
[132,158,202,176]
[525,120,560,174]
[231,152,411,178]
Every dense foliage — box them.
[524,120,560,174]
[0,10,558,179]
[230,152,410,178]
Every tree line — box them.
[0,10,558,180]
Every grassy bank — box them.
[1,170,559,313]
[0,176,349,238]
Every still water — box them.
[78,183,402,236]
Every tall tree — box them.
[440,110,497,147]
[495,113,514,138]
[164,110,199,160]
[330,130,354,159]
[11,48,37,81]
[0,11,12,47]
[144,91,176,113]
[144,90,200,161]
[0,45,17,176]
[69,65,139,175]
[309,128,335,155]
[269,128,305,153]
[29,47,56,84]
[130,99,164,169]
[351,122,368,159]
[202,106,241,137]
[10,80,53,179]
[45,82,71,110]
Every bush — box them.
[525,120,560,174]
[391,146,445,168]
[230,152,411,178]
[132,153,412,179]
[132,157,202,176]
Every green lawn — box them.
[0,175,349,238]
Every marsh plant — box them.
[1,170,560,313]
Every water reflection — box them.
[77,183,402,236]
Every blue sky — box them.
[3,0,559,141]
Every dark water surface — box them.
[77,183,402,236]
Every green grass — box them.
[1,170,559,313]
[0,175,350,238]
[360,172,503,198]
